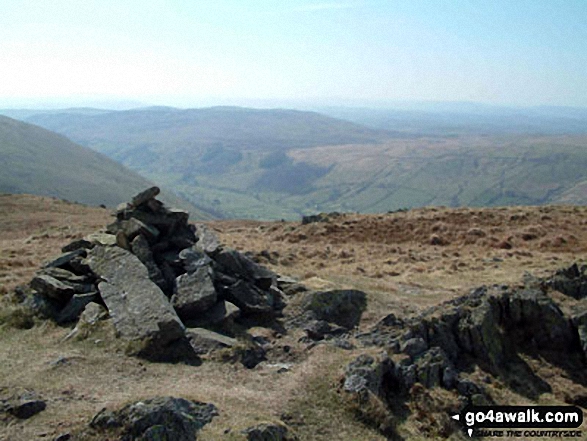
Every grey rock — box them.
[79,302,109,325]
[214,249,275,290]
[30,275,74,303]
[39,267,90,284]
[84,232,117,247]
[302,213,339,224]
[186,328,238,354]
[179,248,212,274]
[572,309,587,358]
[302,289,367,329]
[131,186,160,208]
[243,423,298,441]
[303,320,346,341]
[90,396,217,441]
[172,267,218,320]
[61,238,93,253]
[56,292,99,324]
[184,300,240,328]
[87,246,185,359]
[505,288,574,350]
[277,275,308,296]
[22,290,60,319]
[44,249,87,270]
[194,223,222,256]
[1,392,47,419]
[131,235,167,291]
[240,344,267,369]
[115,230,131,250]
[400,337,428,358]
[343,352,394,401]
[413,347,453,389]
[119,207,189,235]
[220,279,275,315]
[115,218,161,242]
[170,226,198,250]
[548,263,587,299]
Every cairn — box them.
[20,187,286,361]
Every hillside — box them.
[0,115,213,219]
[0,195,586,440]
[4,106,587,219]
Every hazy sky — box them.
[1,0,586,108]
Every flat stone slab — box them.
[30,274,75,302]
[44,249,87,269]
[186,328,238,354]
[86,246,185,358]
[131,186,160,207]
[84,233,117,247]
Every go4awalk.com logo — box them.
[451,405,583,438]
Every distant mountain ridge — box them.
[0,115,213,219]
[2,105,586,220]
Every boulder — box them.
[1,391,47,420]
[302,290,367,329]
[90,396,217,441]
[30,275,74,303]
[219,279,276,315]
[64,303,110,341]
[243,423,298,441]
[56,292,100,324]
[172,267,218,320]
[303,320,346,341]
[183,300,240,329]
[548,263,587,299]
[214,249,275,290]
[86,246,185,359]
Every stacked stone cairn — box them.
[21,187,285,362]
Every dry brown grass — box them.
[1,195,587,440]
[0,194,111,295]
[211,205,587,325]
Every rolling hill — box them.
[0,115,213,219]
[4,106,587,219]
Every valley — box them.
[1,106,584,220]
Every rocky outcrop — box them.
[346,270,587,438]
[90,396,217,441]
[547,263,587,299]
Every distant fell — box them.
[0,115,213,219]
[24,106,395,155]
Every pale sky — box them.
[1,0,586,108]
